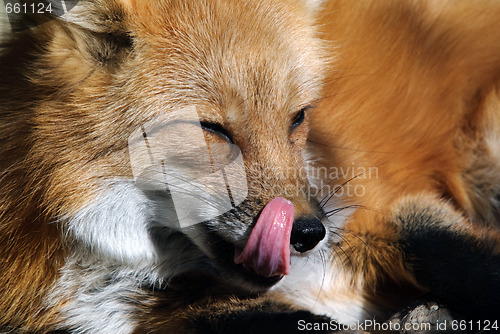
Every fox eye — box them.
[200,121,233,143]
[290,107,309,131]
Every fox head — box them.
[0,0,332,302]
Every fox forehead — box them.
[125,0,325,122]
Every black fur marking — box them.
[398,210,500,320]
[191,307,337,334]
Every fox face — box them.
[59,0,328,289]
[0,0,334,332]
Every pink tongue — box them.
[234,197,294,277]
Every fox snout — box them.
[290,216,326,253]
[234,197,327,281]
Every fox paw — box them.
[387,299,456,334]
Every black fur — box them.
[396,200,500,321]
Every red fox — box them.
[1,0,500,333]
[0,1,334,333]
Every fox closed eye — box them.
[200,122,233,144]
[290,106,312,131]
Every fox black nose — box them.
[290,216,326,253]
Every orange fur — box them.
[311,0,500,312]
[2,0,500,331]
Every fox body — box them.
[2,0,500,333]
[307,0,500,323]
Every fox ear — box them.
[16,0,134,89]
[44,0,133,70]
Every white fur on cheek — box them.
[48,260,150,334]
[275,245,369,324]
[65,181,157,265]
[288,149,368,324]
[50,182,210,333]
